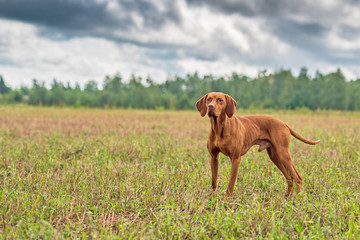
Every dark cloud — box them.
[271,19,327,53]
[0,0,181,42]
[187,0,256,17]
[119,1,181,29]
[187,0,360,65]
[186,0,296,18]
[272,19,360,64]
[186,0,330,42]
[0,0,115,30]
[186,0,360,19]
[339,24,360,41]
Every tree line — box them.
[0,68,359,110]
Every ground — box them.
[0,107,359,238]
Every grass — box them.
[0,107,359,239]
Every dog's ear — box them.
[196,94,208,117]
[225,94,237,118]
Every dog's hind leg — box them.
[267,147,293,196]
[274,147,303,194]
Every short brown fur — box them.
[196,92,320,196]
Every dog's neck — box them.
[210,113,227,138]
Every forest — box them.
[1,67,359,110]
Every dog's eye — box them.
[207,98,212,102]
[217,99,223,103]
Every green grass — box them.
[0,107,359,239]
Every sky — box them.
[0,0,360,88]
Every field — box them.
[0,107,359,239]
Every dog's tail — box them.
[287,126,320,145]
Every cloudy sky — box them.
[0,0,360,87]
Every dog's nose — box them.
[208,104,214,110]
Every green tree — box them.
[176,92,192,110]
[84,80,98,93]
[0,75,10,94]
[348,79,360,110]
[50,79,66,105]
[295,67,311,107]
[103,73,123,92]
[28,79,49,105]
[321,69,346,109]
[7,90,23,103]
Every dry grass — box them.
[0,106,359,238]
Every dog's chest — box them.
[213,136,233,157]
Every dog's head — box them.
[196,92,237,118]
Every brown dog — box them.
[196,92,320,196]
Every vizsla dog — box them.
[196,92,320,197]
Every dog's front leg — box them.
[210,152,219,190]
[226,156,241,197]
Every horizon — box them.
[1,67,357,90]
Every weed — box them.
[0,107,359,238]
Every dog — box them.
[196,92,320,196]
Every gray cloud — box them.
[187,0,256,17]
[0,0,181,44]
[186,0,360,63]
[0,0,359,86]
[339,24,360,41]
[186,0,360,19]
[0,0,113,30]
[271,20,328,54]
